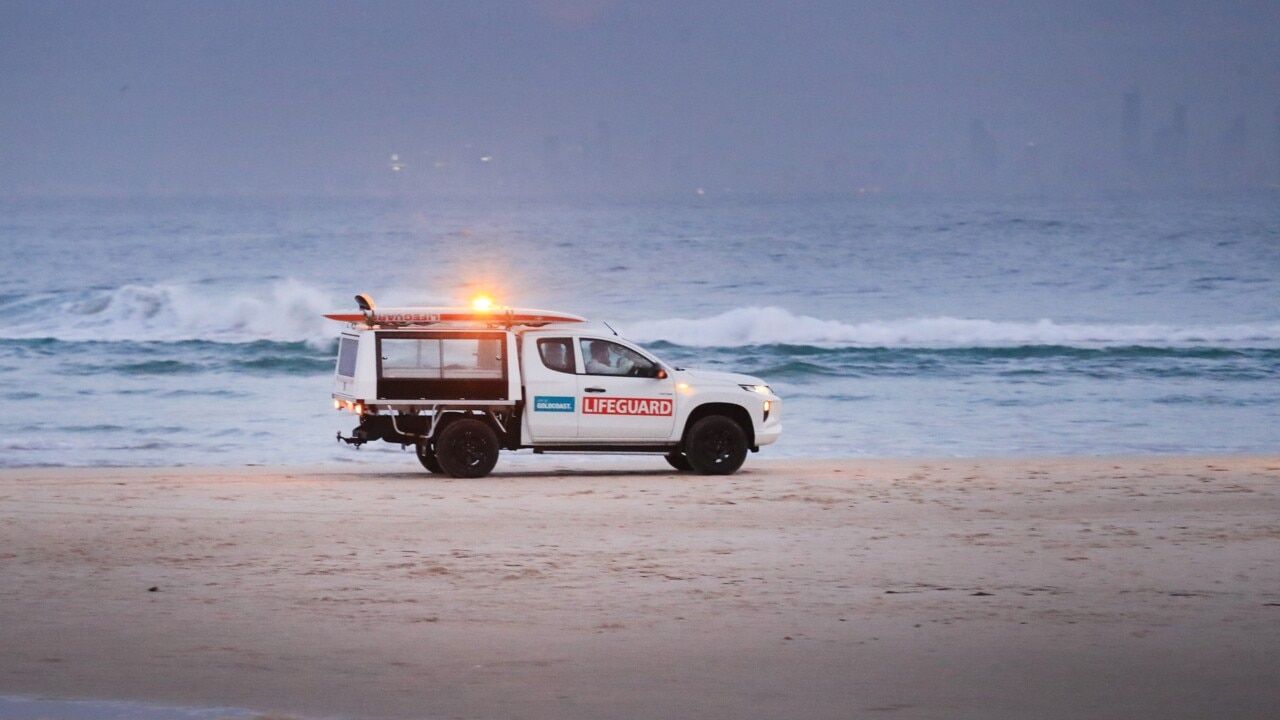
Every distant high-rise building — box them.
[595,120,613,183]
[542,135,562,179]
[1122,89,1142,167]
[1153,103,1190,176]
[1172,103,1182,153]
[968,119,999,174]
[1222,115,1248,155]
[646,133,668,190]
[1170,103,1189,162]
[1274,104,1280,183]
[1216,115,1250,187]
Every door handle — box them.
[584,387,607,393]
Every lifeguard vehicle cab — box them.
[326,295,781,478]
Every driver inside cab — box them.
[584,340,635,376]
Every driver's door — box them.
[575,338,676,440]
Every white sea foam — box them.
[0,279,335,344]
[621,307,1280,349]
[4,287,1279,351]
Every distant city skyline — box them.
[372,90,1280,197]
[3,1,1278,197]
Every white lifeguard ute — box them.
[327,294,781,477]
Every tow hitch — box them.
[336,430,367,447]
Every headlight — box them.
[740,384,772,395]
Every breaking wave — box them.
[622,307,1280,350]
[0,279,336,345]
[3,287,1278,354]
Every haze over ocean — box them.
[4,2,1280,198]
[1,195,1276,467]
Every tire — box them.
[433,418,500,478]
[415,438,443,474]
[664,451,692,471]
[683,415,748,475]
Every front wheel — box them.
[684,416,748,475]
[434,418,500,478]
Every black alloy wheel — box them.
[434,418,500,478]
[684,415,748,475]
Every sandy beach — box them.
[2,456,1278,719]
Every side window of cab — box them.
[537,338,575,374]
[580,339,657,377]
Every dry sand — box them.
[2,456,1279,720]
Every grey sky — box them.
[3,0,1278,196]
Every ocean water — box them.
[1,194,1277,468]
[0,695,253,720]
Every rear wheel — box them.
[664,451,692,471]
[415,438,443,474]
[684,416,748,475]
[434,418,500,478]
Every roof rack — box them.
[323,294,587,329]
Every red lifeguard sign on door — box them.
[582,397,674,416]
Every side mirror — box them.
[653,367,668,380]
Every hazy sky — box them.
[3,0,1278,196]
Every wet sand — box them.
[2,456,1279,719]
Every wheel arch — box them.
[682,402,755,448]
[429,409,502,436]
